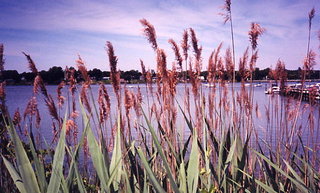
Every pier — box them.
[281,84,320,102]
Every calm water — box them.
[5,83,320,147]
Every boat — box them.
[203,83,215,88]
[254,83,262,87]
[265,86,280,94]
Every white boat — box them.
[254,83,262,87]
[203,83,215,88]
[265,86,280,94]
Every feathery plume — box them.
[308,7,315,29]
[98,83,111,123]
[33,75,48,97]
[217,57,224,79]
[24,97,36,119]
[80,84,91,114]
[181,30,189,61]
[225,47,234,78]
[239,47,249,80]
[275,59,287,90]
[214,43,223,64]
[189,28,202,62]
[146,70,153,93]
[207,43,223,82]
[213,43,223,76]
[0,82,5,101]
[248,22,265,50]
[304,50,317,74]
[13,108,21,126]
[249,50,259,73]
[140,18,158,51]
[0,81,5,111]
[76,55,91,83]
[124,87,135,117]
[207,51,215,83]
[168,39,183,69]
[57,81,65,108]
[66,67,77,96]
[188,59,200,97]
[66,119,76,136]
[168,63,178,96]
[45,95,59,122]
[133,87,142,117]
[23,97,41,128]
[106,41,120,96]
[220,0,231,24]
[140,59,146,81]
[0,44,4,74]
[35,107,41,128]
[318,30,320,49]
[65,67,77,118]
[156,48,167,81]
[23,52,38,74]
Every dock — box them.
[281,84,320,102]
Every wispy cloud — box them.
[0,0,319,72]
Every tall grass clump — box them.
[0,6,320,193]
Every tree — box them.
[20,72,35,82]
[2,70,20,83]
[121,70,141,81]
[47,66,64,84]
[89,68,103,81]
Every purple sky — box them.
[0,0,319,72]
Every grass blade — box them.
[137,147,166,193]
[6,117,41,193]
[142,109,180,192]
[47,114,67,193]
[187,130,199,193]
[109,114,122,191]
[2,155,27,193]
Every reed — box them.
[0,44,4,76]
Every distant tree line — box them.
[1,66,145,84]
[1,66,320,85]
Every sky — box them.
[0,0,319,73]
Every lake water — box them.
[4,82,320,149]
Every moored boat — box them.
[265,86,280,94]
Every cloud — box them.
[0,0,319,72]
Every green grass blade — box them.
[65,118,89,193]
[28,136,48,192]
[122,169,133,193]
[137,148,166,193]
[283,160,305,187]
[6,118,41,193]
[2,155,27,193]
[225,137,237,165]
[179,159,187,193]
[254,150,309,193]
[47,114,67,193]
[109,114,122,191]
[176,100,193,133]
[80,102,109,192]
[254,179,277,193]
[187,130,199,193]
[237,168,277,193]
[142,109,180,192]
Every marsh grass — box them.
[0,6,320,193]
